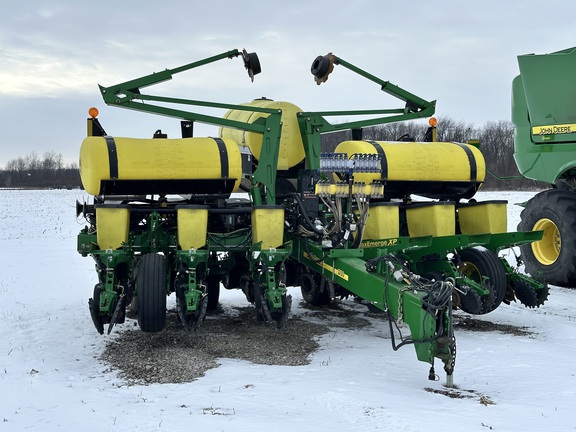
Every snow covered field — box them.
[0,189,575,431]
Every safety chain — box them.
[447,337,457,375]
[397,286,413,326]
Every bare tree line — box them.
[0,151,80,189]
[0,118,544,190]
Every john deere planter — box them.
[77,49,548,383]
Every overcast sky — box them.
[1,1,575,166]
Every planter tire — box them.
[137,254,167,333]
[457,247,506,314]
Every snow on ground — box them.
[0,189,575,431]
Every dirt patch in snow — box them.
[101,300,375,385]
[454,315,533,336]
[101,300,533,385]
[424,386,495,405]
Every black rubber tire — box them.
[300,271,332,306]
[316,278,333,306]
[89,284,105,334]
[518,189,576,287]
[206,275,220,311]
[457,247,506,314]
[512,280,539,308]
[136,254,167,333]
[311,55,331,78]
[283,258,301,287]
[300,272,320,305]
[254,281,265,322]
[248,52,261,75]
[458,288,483,315]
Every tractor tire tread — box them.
[518,189,576,287]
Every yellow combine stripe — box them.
[532,123,576,136]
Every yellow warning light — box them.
[429,117,438,127]
[88,107,99,119]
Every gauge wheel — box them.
[89,284,105,335]
[457,247,506,314]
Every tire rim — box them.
[458,261,481,282]
[531,218,561,265]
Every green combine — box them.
[513,46,576,288]
[76,49,548,384]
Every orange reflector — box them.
[429,117,438,127]
[88,107,99,118]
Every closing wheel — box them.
[175,273,209,331]
[457,247,506,314]
[512,280,538,308]
[319,279,335,305]
[254,281,265,322]
[300,271,332,306]
[455,287,483,315]
[518,189,576,287]
[89,284,105,335]
[512,280,550,308]
[536,283,550,305]
[300,271,320,305]
[136,254,167,333]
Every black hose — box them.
[375,254,452,350]
[284,193,324,236]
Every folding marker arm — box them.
[97,48,269,132]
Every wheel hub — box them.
[531,218,561,265]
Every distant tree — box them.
[41,151,64,171]
[435,117,478,143]
[0,151,81,189]
[25,152,41,172]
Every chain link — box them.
[397,286,412,325]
